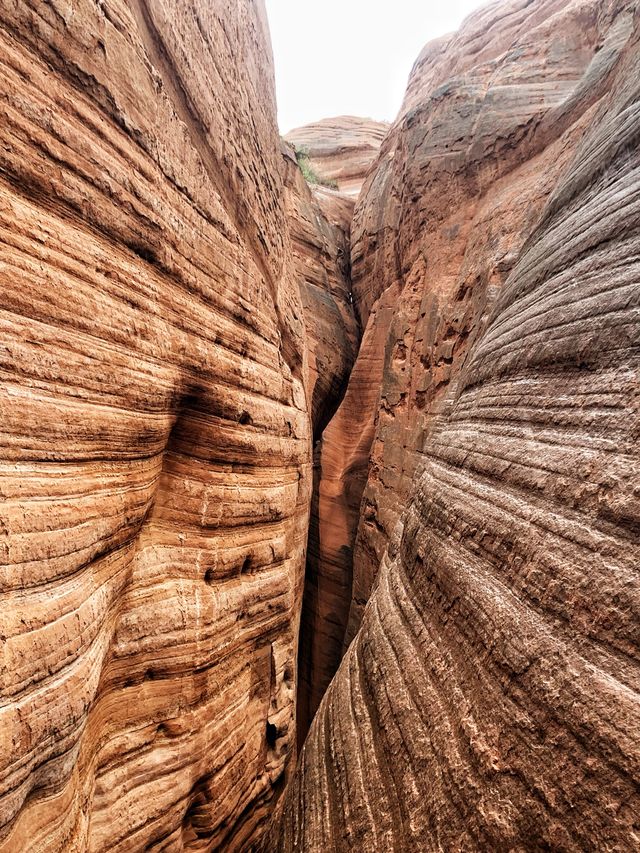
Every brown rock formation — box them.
[281,144,361,745]
[285,116,389,197]
[0,1,353,850]
[281,115,392,742]
[282,145,359,439]
[3,0,640,850]
[269,0,640,849]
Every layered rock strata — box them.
[0,2,354,850]
[347,0,640,644]
[304,0,640,708]
[282,144,361,743]
[285,116,389,197]
[282,145,359,440]
[282,117,387,736]
[3,0,640,850]
[270,0,640,849]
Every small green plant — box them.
[293,145,339,189]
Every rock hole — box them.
[239,411,252,425]
[204,568,215,584]
[266,721,278,749]
[128,240,158,265]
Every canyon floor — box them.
[0,1,639,851]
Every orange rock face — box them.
[269,0,640,849]
[281,143,363,746]
[281,117,388,742]
[347,0,630,641]
[285,116,389,197]
[282,146,359,440]
[0,1,356,850]
[3,0,640,851]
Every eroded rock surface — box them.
[2,0,640,850]
[347,0,640,643]
[285,116,389,197]
[0,1,351,850]
[269,0,640,849]
[281,144,362,745]
[282,145,359,440]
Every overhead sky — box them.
[265,0,488,133]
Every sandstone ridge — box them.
[269,0,640,849]
[285,116,389,198]
[1,1,640,852]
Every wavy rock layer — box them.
[282,146,362,746]
[285,116,389,198]
[347,0,640,643]
[282,116,387,736]
[308,0,639,699]
[0,2,353,850]
[269,0,640,849]
[283,147,359,440]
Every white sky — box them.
[265,0,488,133]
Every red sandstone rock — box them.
[0,2,353,850]
[285,116,389,198]
[282,144,359,439]
[281,117,389,742]
[281,144,361,745]
[2,0,640,850]
[269,0,640,849]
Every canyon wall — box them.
[2,0,639,850]
[282,146,359,441]
[347,0,640,643]
[281,147,362,745]
[270,0,640,849]
[285,117,389,197]
[282,118,388,738]
[0,2,355,850]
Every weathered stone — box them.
[0,2,351,850]
[269,0,640,849]
[285,116,389,197]
[2,1,640,851]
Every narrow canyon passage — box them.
[1,1,639,852]
[281,118,390,747]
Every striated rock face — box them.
[0,2,354,850]
[270,0,640,849]
[346,0,640,643]
[285,116,389,198]
[282,145,359,440]
[281,145,361,745]
[3,0,640,850]
[297,0,632,739]
[281,115,389,741]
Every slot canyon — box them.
[0,0,638,851]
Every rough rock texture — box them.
[4,0,640,850]
[269,0,640,849]
[293,279,395,742]
[281,116,390,739]
[282,145,359,440]
[347,0,640,643]
[281,145,361,745]
[305,0,640,703]
[0,2,353,850]
[285,116,389,198]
